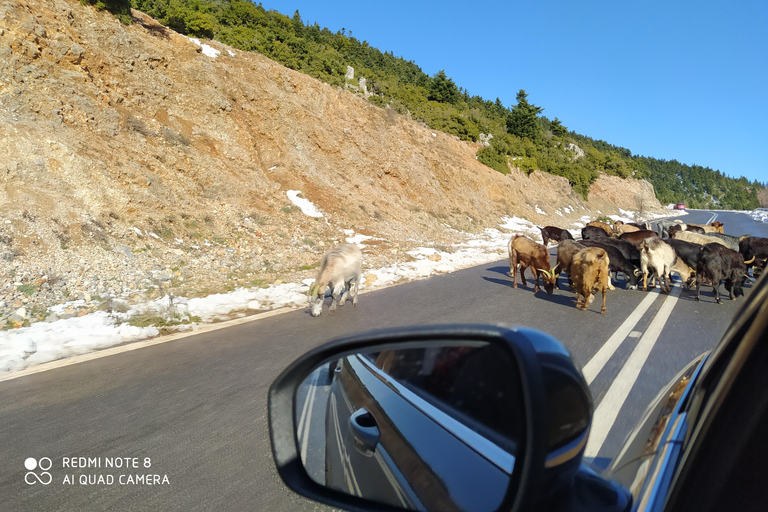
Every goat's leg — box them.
[695,274,702,301]
[329,282,344,313]
[339,281,350,305]
[519,266,528,288]
[352,274,360,306]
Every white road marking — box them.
[297,367,320,466]
[581,289,661,384]
[585,284,682,457]
[329,393,362,496]
[373,450,410,508]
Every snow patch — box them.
[188,37,220,58]
[751,209,768,223]
[287,190,323,217]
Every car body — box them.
[602,268,768,511]
[324,346,521,512]
[674,203,687,210]
[270,272,768,512]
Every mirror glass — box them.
[295,341,525,512]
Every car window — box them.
[368,345,523,449]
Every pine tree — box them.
[428,70,460,104]
[550,117,568,137]
[506,90,544,141]
[292,10,304,35]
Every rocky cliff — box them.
[0,0,664,325]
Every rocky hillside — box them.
[0,0,664,326]
[758,188,768,208]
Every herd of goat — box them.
[510,218,767,314]
[305,218,768,316]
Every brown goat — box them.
[613,220,641,235]
[619,230,660,248]
[508,235,558,294]
[688,222,725,234]
[570,247,610,314]
[587,220,613,236]
[556,240,585,290]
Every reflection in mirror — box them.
[295,341,525,512]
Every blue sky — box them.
[260,1,768,184]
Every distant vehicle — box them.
[675,203,687,210]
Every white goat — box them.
[671,230,731,249]
[640,237,678,293]
[308,243,363,317]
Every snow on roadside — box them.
[0,312,159,375]
[0,211,678,376]
[750,209,768,223]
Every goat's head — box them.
[308,282,326,317]
[537,263,560,295]
[754,259,766,278]
[625,267,642,288]
[725,276,745,298]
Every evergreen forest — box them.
[89,0,764,209]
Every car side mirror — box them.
[268,324,594,512]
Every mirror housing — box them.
[268,324,594,512]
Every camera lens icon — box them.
[25,457,52,485]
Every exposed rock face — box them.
[565,143,586,159]
[758,187,768,208]
[478,133,493,147]
[588,175,661,214]
[0,0,664,323]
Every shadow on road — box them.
[482,276,577,307]
[482,276,515,289]
[486,265,511,277]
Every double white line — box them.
[297,367,321,466]
[583,284,682,458]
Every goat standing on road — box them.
[556,240,585,290]
[308,243,363,317]
[539,226,574,246]
[570,247,610,314]
[508,235,558,295]
[639,237,677,293]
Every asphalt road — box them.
[1,210,766,511]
